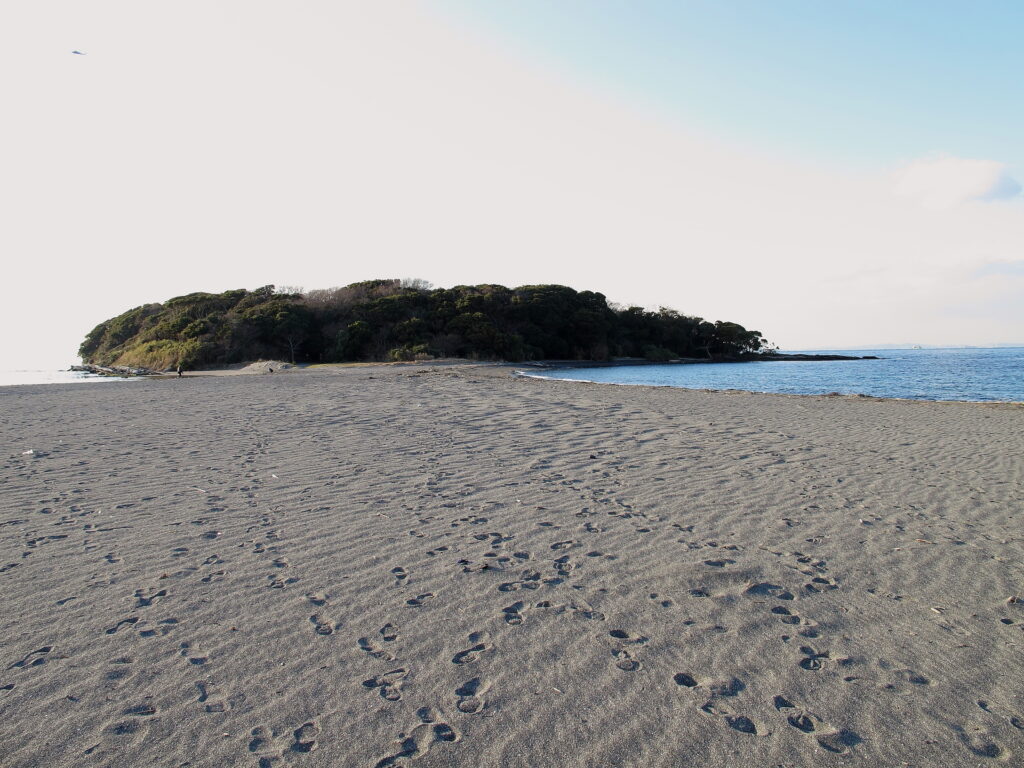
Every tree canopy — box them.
[79,281,765,369]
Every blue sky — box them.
[2,1,1022,366]
[438,0,1024,173]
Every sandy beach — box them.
[1,364,1022,767]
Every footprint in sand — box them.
[455,676,491,714]
[706,677,746,698]
[7,646,56,670]
[611,648,642,672]
[196,681,240,713]
[406,593,434,608]
[770,606,819,637]
[362,668,409,701]
[373,712,459,768]
[805,576,838,593]
[358,637,395,661]
[459,559,496,575]
[391,567,409,584]
[268,575,300,589]
[724,714,760,734]
[138,618,179,638]
[745,583,795,601]
[83,716,151,760]
[774,695,825,733]
[473,531,513,545]
[178,642,208,666]
[773,606,801,624]
[502,601,529,626]
[380,623,399,642]
[133,588,168,608]
[105,617,140,635]
[798,645,830,671]
[309,614,337,635]
[291,721,321,753]
[649,593,674,607]
[498,570,542,593]
[451,515,488,529]
[673,672,699,688]
[774,694,858,753]
[305,592,329,607]
[553,555,576,576]
[979,701,1024,732]
[248,720,322,764]
[452,632,494,665]
[606,627,646,671]
[609,629,649,645]
[570,604,606,621]
[698,699,766,736]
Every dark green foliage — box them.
[79,282,764,368]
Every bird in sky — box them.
[71,50,86,55]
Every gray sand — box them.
[1,364,1022,767]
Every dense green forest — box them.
[79,281,766,369]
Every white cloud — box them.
[892,155,1022,209]
[1,1,1024,365]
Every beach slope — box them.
[1,365,1022,766]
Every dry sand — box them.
[1,364,1022,767]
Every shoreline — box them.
[5,359,1020,405]
[514,368,1024,406]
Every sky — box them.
[2,1,1022,367]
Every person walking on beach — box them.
[177,364,183,378]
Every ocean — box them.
[3,348,1021,401]
[0,369,136,387]
[524,347,1024,403]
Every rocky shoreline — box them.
[70,364,163,377]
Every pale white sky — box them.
[2,1,1022,367]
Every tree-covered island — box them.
[79,281,767,370]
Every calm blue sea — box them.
[525,348,1024,402]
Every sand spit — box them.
[1,364,1022,767]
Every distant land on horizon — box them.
[77,280,768,371]
[801,342,1024,351]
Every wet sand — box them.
[1,364,1022,767]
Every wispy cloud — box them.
[974,260,1024,278]
[3,2,1024,359]
[892,155,1022,209]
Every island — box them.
[79,281,872,373]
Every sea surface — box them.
[524,347,1024,402]
[0,369,135,387]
